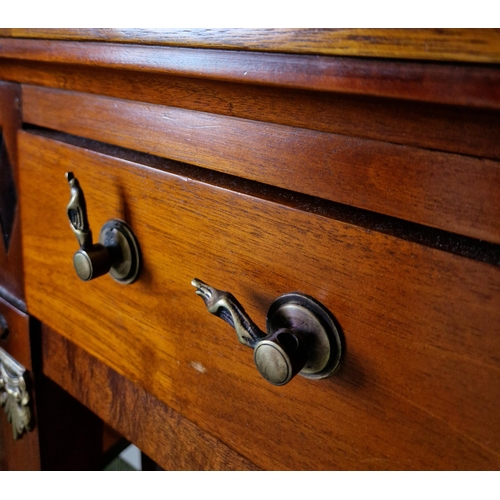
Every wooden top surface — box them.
[2,38,500,110]
[0,29,499,63]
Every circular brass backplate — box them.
[99,219,141,284]
[266,293,342,380]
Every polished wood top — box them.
[1,38,499,109]
[0,28,499,63]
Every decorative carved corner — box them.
[0,347,32,439]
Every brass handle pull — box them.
[192,278,342,386]
[66,172,141,284]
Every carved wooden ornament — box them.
[0,347,32,439]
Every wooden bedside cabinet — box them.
[1,29,499,470]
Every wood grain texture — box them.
[23,85,500,244]
[0,297,105,470]
[1,63,499,162]
[2,39,500,109]
[0,81,24,302]
[0,294,31,369]
[41,325,259,471]
[18,132,500,470]
[1,29,500,63]
[0,295,39,470]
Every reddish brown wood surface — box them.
[0,81,24,302]
[0,295,31,369]
[41,325,259,471]
[1,29,500,63]
[22,85,500,244]
[2,39,500,109]
[0,296,105,470]
[18,132,500,470]
[0,295,39,470]
[0,62,498,161]
[101,424,125,456]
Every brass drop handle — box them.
[192,279,342,386]
[66,172,141,284]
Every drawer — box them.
[18,130,500,470]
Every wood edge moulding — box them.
[1,61,499,162]
[1,29,500,64]
[1,38,500,110]
[21,85,500,245]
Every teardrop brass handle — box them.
[191,278,342,386]
[66,172,141,284]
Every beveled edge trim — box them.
[1,38,500,109]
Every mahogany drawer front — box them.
[18,131,500,470]
[22,85,500,245]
